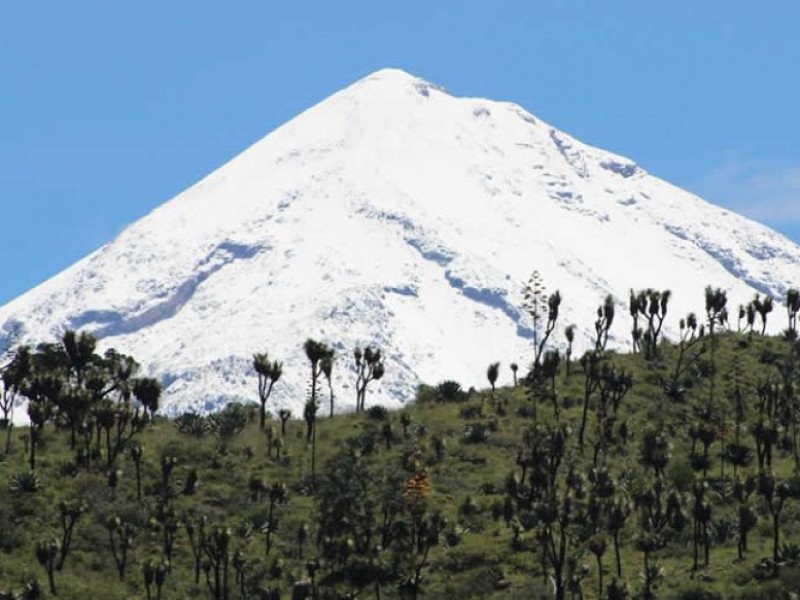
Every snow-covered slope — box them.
[2,68,799,416]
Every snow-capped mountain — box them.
[2,68,799,416]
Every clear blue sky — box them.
[2,1,799,305]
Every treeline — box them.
[1,280,800,599]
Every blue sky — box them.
[1,1,799,305]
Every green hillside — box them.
[3,292,800,599]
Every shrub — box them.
[415,384,439,404]
[208,403,249,441]
[175,412,209,436]
[667,584,723,600]
[459,403,483,419]
[437,380,467,403]
[366,405,389,420]
[463,423,491,444]
[432,435,447,461]
[0,507,28,552]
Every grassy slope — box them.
[2,332,800,599]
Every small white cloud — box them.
[692,159,800,223]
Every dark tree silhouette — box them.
[733,476,758,560]
[263,481,288,555]
[253,352,283,430]
[595,294,615,351]
[57,500,87,571]
[588,535,608,598]
[185,514,209,584]
[321,352,334,417]
[278,408,291,436]
[106,516,135,581]
[759,472,791,575]
[751,294,774,335]
[304,340,333,409]
[632,480,686,599]
[522,272,561,365]
[202,527,232,600]
[133,377,162,419]
[631,289,671,358]
[704,286,728,336]
[639,429,671,478]
[303,339,334,481]
[36,538,60,595]
[786,288,800,337]
[607,497,631,578]
[130,442,144,501]
[143,558,169,600]
[486,362,500,394]
[629,290,643,353]
[690,481,712,571]
[664,312,705,402]
[507,423,581,600]
[0,345,30,452]
[22,374,58,471]
[354,346,385,412]
[705,287,727,415]
[578,351,603,452]
[564,325,575,377]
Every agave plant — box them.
[8,471,44,494]
[779,542,800,564]
[463,422,491,444]
[711,517,738,545]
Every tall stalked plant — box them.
[304,339,334,479]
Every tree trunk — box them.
[47,567,57,596]
[29,429,37,471]
[4,422,12,455]
[693,519,699,572]
[596,555,603,599]
[774,513,780,574]
[311,421,317,482]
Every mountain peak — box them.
[331,68,451,108]
[2,73,799,419]
[357,67,445,90]
[359,67,421,83]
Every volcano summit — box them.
[2,69,799,415]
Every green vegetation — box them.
[4,287,800,598]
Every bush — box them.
[459,403,483,419]
[432,435,447,461]
[666,457,694,492]
[463,423,491,444]
[0,507,28,552]
[415,384,438,404]
[208,402,249,441]
[175,412,209,436]
[437,380,467,403]
[667,584,723,600]
[366,405,389,420]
